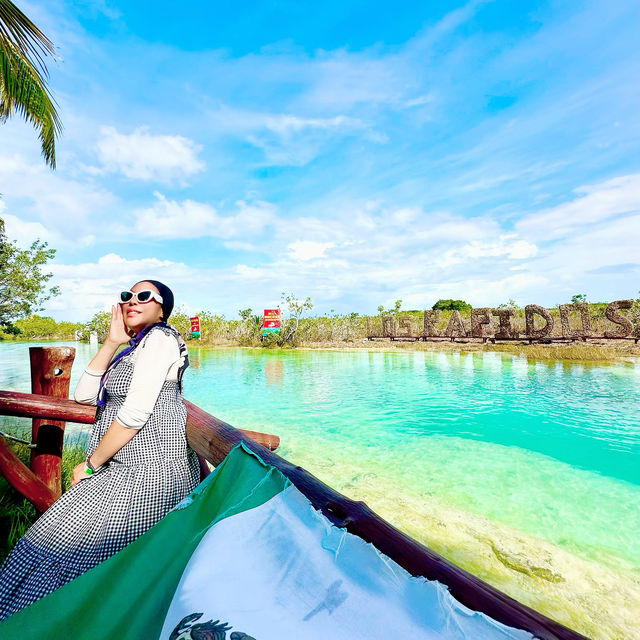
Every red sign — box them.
[190,316,200,332]
[263,309,280,320]
[262,309,281,334]
[263,309,280,326]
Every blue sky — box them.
[1,0,639,321]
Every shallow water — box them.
[1,342,639,638]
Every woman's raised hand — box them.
[106,305,132,346]
[82,305,130,371]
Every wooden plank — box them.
[0,436,58,512]
[0,391,96,424]
[0,391,280,452]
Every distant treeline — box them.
[0,315,82,341]
[2,296,639,347]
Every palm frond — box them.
[0,42,61,168]
[0,0,54,79]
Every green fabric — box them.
[0,443,289,639]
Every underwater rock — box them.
[490,542,565,583]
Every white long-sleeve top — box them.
[73,330,182,429]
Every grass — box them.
[0,436,87,565]
[297,336,639,363]
[0,480,36,563]
[0,440,36,563]
[486,342,625,362]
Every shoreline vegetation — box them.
[2,300,640,363]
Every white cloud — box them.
[223,202,546,310]
[410,273,550,308]
[135,193,218,238]
[40,186,636,321]
[263,114,363,136]
[531,214,640,280]
[83,0,121,19]
[208,104,364,134]
[404,94,434,108]
[1,210,55,246]
[134,193,275,239]
[32,169,636,321]
[235,264,266,278]
[49,254,197,320]
[223,241,260,252]
[95,126,204,183]
[287,240,335,261]
[0,153,115,240]
[516,173,640,240]
[207,104,370,166]
[441,235,538,267]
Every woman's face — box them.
[121,281,163,334]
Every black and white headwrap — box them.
[96,322,189,407]
[142,279,174,321]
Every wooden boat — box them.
[0,346,588,639]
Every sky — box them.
[1,0,639,322]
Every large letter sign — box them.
[367,300,635,342]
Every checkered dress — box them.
[0,326,200,619]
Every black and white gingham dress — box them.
[0,326,200,619]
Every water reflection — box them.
[265,357,283,386]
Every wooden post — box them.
[29,346,76,499]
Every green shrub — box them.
[1,315,82,340]
[432,299,472,311]
[77,311,110,342]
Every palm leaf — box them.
[0,1,61,168]
[0,0,61,168]
[0,0,54,79]
[0,42,61,167]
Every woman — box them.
[0,280,200,619]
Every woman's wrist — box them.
[87,341,121,372]
[102,337,123,350]
[85,453,106,473]
[87,452,104,469]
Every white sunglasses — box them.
[119,290,163,304]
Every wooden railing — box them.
[0,389,280,511]
[0,347,588,640]
[0,346,278,512]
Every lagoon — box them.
[1,341,639,639]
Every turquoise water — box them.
[186,349,640,563]
[2,342,639,638]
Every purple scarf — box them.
[96,322,168,407]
